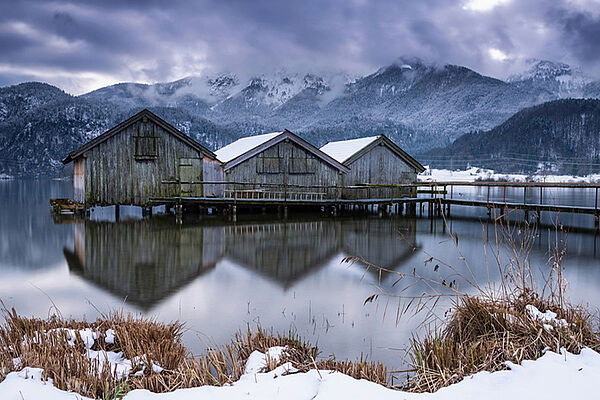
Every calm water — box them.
[1,179,599,371]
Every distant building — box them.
[62,109,218,206]
[215,130,349,199]
[320,135,425,199]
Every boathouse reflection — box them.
[64,217,417,309]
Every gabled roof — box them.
[62,109,216,164]
[217,129,350,173]
[215,132,283,163]
[320,134,425,173]
[320,136,380,163]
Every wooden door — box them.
[179,158,203,197]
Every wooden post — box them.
[175,203,183,224]
[115,204,120,221]
[523,186,527,222]
[595,187,599,230]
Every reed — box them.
[0,308,388,399]
[349,210,600,393]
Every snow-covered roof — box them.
[215,132,283,163]
[319,136,380,164]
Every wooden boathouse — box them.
[62,109,219,207]
[320,135,425,199]
[58,112,430,218]
[214,130,350,200]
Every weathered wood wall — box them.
[344,144,417,199]
[203,156,224,197]
[73,158,85,203]
[224,140,342,198]
[81,119,219,205]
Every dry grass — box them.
[0,307,388,399]
[376,213,600,392]
[406,292,600,392]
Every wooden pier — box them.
[52,180,600,229]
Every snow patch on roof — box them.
[215,132,283,163]
[320,136,380,163]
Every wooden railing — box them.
[160,180,419,201]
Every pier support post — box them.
[115,204,120,221]
[175,204,183,224]
[142,205,152,218]
[284,206,288,219]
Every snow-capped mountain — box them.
[508,59,591,97]
[1,58,600,176]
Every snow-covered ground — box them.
[1,347,599,400]
[419,166,600,183]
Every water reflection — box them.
[63,217,418,308]
[2,179,600,370]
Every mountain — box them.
[508,59,591,98]
[0,82,72,122]
[0,97,118,176]
[1,58,600,177]
[313,61,554,150]
[423,99,600,174]
[583,81,600,99]
[0,94,238,177]
[81,74,241,114]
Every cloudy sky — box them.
[1,0,599,94]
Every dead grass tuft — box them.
[406,292,600,392]
[0,308,389,398]
[380,215,600,392]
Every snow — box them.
[24,328,162,380]
[419,166,600,183]
[244,346,287,375]
[2,347,600,400]
[214,132,283,163]
[105,328,116,344]
[48,328,98,349]
[526,305,568,331]
[320,136,380,164]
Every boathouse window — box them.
[289,147,316,174]
[135,136,158,160]
[256,156,282,173]
[290,155,316,174]
[256,147,283,174]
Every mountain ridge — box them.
[1,59,599,177]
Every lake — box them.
[1,179,599,372]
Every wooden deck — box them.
[443,198,598,215]
[53,180,600,229]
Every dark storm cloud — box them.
[0,0,599,94]
[551,7,600,62]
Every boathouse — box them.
[62,109,218,206]
[214,130,350,200]
[320,135,425,199]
